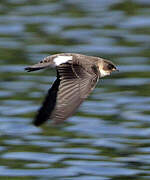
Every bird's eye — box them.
[107,64,114,70]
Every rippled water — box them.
[1,0,150,179]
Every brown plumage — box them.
[25,53,118,126]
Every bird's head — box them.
[98,59,118,77]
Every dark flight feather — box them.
[33,77,60,126]
[33,63,99,125]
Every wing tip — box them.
[33,118,43,126]
[33,109,51,126]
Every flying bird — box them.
[25,53,118,126]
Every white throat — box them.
[100,69,110,77]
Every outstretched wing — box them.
[33,62,99,126]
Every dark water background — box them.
[0,0,150,179]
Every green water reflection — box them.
[0,0,150,179]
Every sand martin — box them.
[25,53,118,126]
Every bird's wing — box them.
[33,62,99,126]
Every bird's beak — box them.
[112,68,119,72]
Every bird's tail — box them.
[25,56,54,72]
[25,62,51,72]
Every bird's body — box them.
[25,53,118,126]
